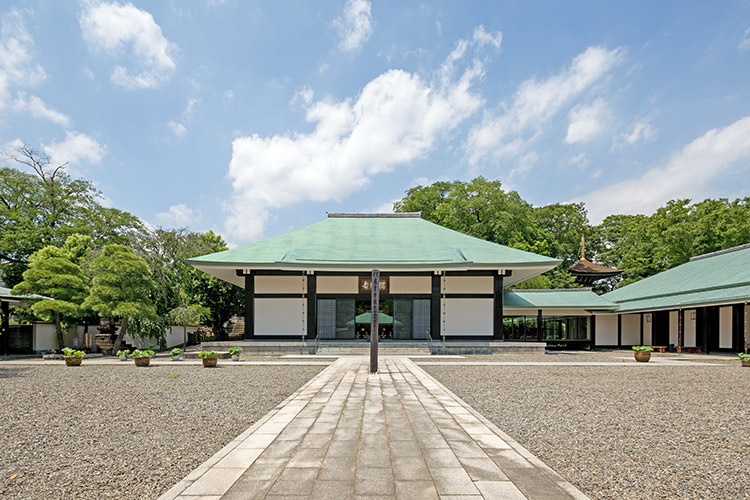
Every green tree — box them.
[168,293,210,350]
[83,244,157,353]
[0,144,142,286]
[11,243,88,349]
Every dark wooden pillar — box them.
[677,309,684,349]
[244,273,254,340]
[639,313,644,346]
[1,300,9,355]
[536,309,543,342]
[306,273,316,340]
[590,315,597,349]
[617,314,622,347]
[430,274,441,340]
[493,274,504,341]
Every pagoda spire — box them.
[580,231,586,261]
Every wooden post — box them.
[370,269,379,374]
[493,274,504,340]
[244,273,254,340]
[677,309,684,350]
[306,273,316,340]
[536,309,543,342]
[639,313,644,346]
[1,300,9,355]
[617,314,622,347]
[430,274,441,341]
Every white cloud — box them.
[569,152,589,167]
[291,87,314,107]
[576,116,750,223]
[43,131,106,167]
[466,46,624,164]
[0,10,46,110]
[156,203,199,226]
[472,25,502,49]
[225,29,495,241]
[224,89,234,99]
[739,29,750,51]
[80,1,177,89]
[334,0,373,53]
[620,121,656,145]
[12,92,71,127]
[565,98,608,144]
[167,120,187,137]
[167,97,198,137]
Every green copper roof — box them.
[190,214,561,270]
[0,286,49,302]
[504,289,617,310]
[604,243,750,311]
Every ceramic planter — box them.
[742,359,750,368]
[64,356,82,367]
[202,357,218,368]
[133,357,151,367]
[634,351,651,362]
[232,354,240,362]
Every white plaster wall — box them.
[125,326,198,349]
[255,298,306,336]
[390,276,431,294]
[684,311,696,347]
[442,298,493,336]
[255,276,305,294]
[719,306,733,349]
[443,276,493,294]
[669,311,678,345]
[595,315,618,346]
[317,276,358,294]
[643,315,652,345]
[621,314,640,345]
[33,323,58,352]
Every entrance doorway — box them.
[354,299,393,339]
[317,297,431,340]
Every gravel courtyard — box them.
[424,355,750,500]
[0,363,322,500]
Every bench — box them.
[675,346,703,354]
[649,346,668,353]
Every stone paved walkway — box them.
[159,357,588,500]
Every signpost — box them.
[370,269,379,373]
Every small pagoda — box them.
[568,233,622,286]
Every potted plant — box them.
[116,349,131,361]
[739,353,750,367]
[632,345,654,362]
[228,347,243,361]
[198,350,219,367]
[131,349,155,367]
[62,347,85,367]
[170,347,183,361]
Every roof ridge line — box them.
[689,242,750,261]
[612,281,750,303]
[509,288,593,292]
[327,212,421,218]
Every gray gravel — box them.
[0,363,322,500]
[425,360,750,500]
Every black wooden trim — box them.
[306,274,316,340]
[252,270,306,276]
[537,309,543,342]
[316,294,431,300]
[431,275,441,340]
[254,293,305,299]
[617,314,622,347]
[677,309,684,348]
[444,293,494,299]
[244,273,254,340]
[493,274,504,340]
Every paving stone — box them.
[503,467,574,500]
[356,467,395,495]
[180,467,246,496]
[327,439,359,457]
[394,480,439,500]
[429,467,480,496]
[457,456,509,481]
[309,480,355,500]
[318,456,356,480]
[422,447,462,468]
[358,447,391,468]
[391,457,431,481]
[287,447,325,468]
[474,480,528,499]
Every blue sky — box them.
[2,1,750,245]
